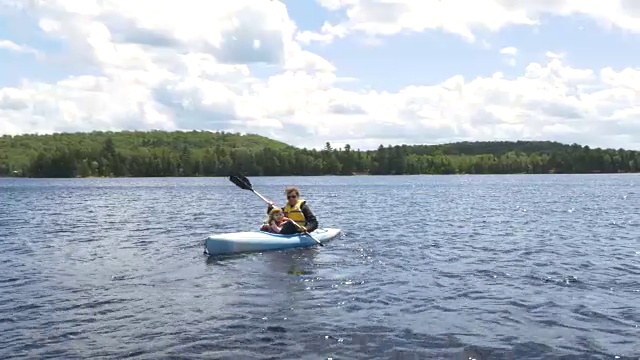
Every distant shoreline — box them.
[2,130,639,178]
[1,171,636,180]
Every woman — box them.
[267,186,318,235]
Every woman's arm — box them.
[301,202,318,232]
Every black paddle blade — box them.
[229,174,252,191]
[235,173,251,185]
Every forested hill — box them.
[0,130,638,177]
[409,140,576,156]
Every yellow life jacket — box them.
[283,199,306,227]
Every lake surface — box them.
[0,174,639,359]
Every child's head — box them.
[268,207,284,222]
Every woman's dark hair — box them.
[285,186,300,197]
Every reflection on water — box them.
[1,175,639,359]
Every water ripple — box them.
[1,175,639,359]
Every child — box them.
[260,207,290,233]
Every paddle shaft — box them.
[229,175,323,246]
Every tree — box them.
[0,131,637,178]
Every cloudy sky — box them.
[1,0,640,150]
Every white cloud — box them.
[0,39,39,56]
[296,22,348,45]
[0,0,639,151]
[545,51,566,59]
[500,46,517,55]
[0,39,25,52]
[305,0,640,44]
[499,46,518,66]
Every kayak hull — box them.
[204,228,341,256]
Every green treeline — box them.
[0,130,638,177]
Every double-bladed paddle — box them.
[228,174,324,246]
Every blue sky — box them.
[285,4,640,91]
[0,15,75,86]
[1,0,640,150]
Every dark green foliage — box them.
[0,130,638,177]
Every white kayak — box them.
[204,228,341,256]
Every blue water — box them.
[0,175,638,359]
